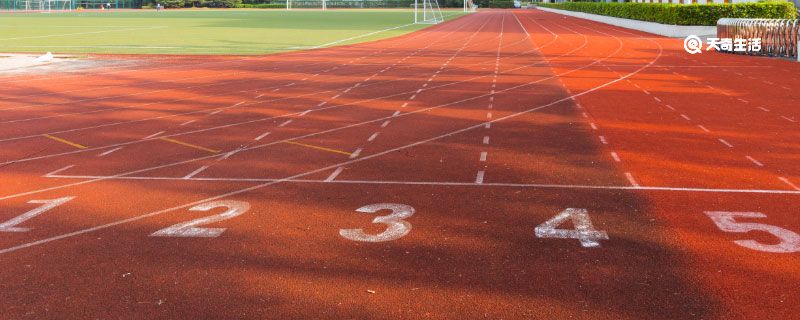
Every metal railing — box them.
[717,18,799,61]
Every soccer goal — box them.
[3,0,73,11]
[414,0,442,24]
[463,0,476,12]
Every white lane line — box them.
[479,151,487,162]
[590,123,598,130]
[780,116,796,123]
[779,177,800,191]
[475,171,485,184]
[718,138,734,148]
[279,120,293,127]
[299,109,312,116]
[368,132,380,142]
[183,166,209,179]
[485,123,491,129]
[332,94,341,99]
[698,125,710,132]
[610,152,621,162]
[758,107,770,112]
[653,97,661,102]
[664,104,675,111]
[325,167,345,182]
[143,131,164,139]
[349,148,362,159]
[581,112,588,118]
[44,165,75,177]
[221,149,240,160]
[625,172,640,187]
[410,94,417,100]
[381,120,391,128]
[401,102,409,108]
[392,111,401,117]
[599,136,608,144]
[643,90,650,95]
[254,132,271,141]
[737,98,749,103]
[483,136,490,144]
[317,101,327,107]
[680,114,691,121]
[745,156,764,167]
[487,112,493,119]
[45,174,800,195]
[180,119,197,126]
[208,109,223,115]
[98,147,123,157]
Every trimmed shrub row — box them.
[538,2,797,26]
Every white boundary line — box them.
[44,174,800,195]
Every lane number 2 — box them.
[705,211,800,253]
[535,208,609,248]
[151,200,250,238]
[340,203,415,242]
[0,197,75,233]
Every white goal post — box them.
[20,0,73,11]
[463,0,476,12]
[414,0,443,24]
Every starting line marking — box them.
[160,137,220,154]
[42,174,800,195]
[43,134,87,150]
[283,141,352,156]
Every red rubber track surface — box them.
[1,10,798,319]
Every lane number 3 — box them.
[340,203,415,242]
[705,211,800,253]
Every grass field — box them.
[0,9,467,55]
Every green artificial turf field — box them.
[0,9,467,55]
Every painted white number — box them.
[535,208,609,248]
[705,211,800,253]
[150,200,250,238]
[0,197,75,233]
[339,203,415,242]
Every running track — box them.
[1,9,798,319]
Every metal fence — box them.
[717,18,799,61]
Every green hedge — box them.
[238,2,284,7]
[538,2,797,26]
[489,0,513,8]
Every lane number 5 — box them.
[340,203,415,242]
[705,211,800,253]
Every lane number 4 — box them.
[535,208,609,248]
